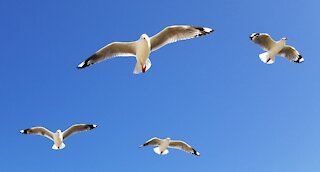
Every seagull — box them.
[20,124,97,150]
[139,137,200,156]
[77,25,214,74]
[250,33,304,64]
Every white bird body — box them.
[155,138,170,155]
[52,130,64,150]
[270,39,286,57]
[259,39,286,64]
[134,34,152,74]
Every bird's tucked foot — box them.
[142,64,147,73]
[266,58,271,63]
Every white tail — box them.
[52,143,66,150]
[153,147,169,155]
[133,59,152,74]
[259,52,275,64]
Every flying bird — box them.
[77,25,214,74]
[20,124,97,150]
[250,33,304,64]
[139,137,200,156]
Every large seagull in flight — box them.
[78,25,214,74]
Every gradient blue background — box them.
[0,0,319,171]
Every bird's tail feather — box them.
[133,63,142,74]
[145,59,152,72]
[259,52,275,64]
[133,59,152,74]
[52,143,66,150]
[153,147,169,155]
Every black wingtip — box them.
[77,60,89,69]
[250,33,259,40]
[193,149,200,156]
[20,129,28,134]
[194,26,214,37]
[293,55,304,63]
[89,124,98,129]
[77,54,97,69]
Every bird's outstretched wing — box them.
[77,42,137,69]
[278,45,304,63]
[250,33,276,51]
[62,124,97,140]
[20,127,54,141]
[139,137,161,147]
[150,25,213,52]
[169,140,200,156]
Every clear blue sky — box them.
[1,0,319,171]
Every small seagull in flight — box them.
[20,124,97,150]
[139,137,200,156]
[77,25,214,74]
[250,33,304,64]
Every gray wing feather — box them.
[250,33,276,51]
[150,25,213,52]
[63,124,97,140]
[169,140,200,156]
[140,137,161,147]
[78,41,137,69]
[278,46,304,63]
[20,127,54,141]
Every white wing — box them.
[77,41,137,69]
[139,137,161,147]
[150,25,213,52]
[278,45,304,63]
[250,33,276,51]
[20,127,54,141]
[62,124,97,140]
[169,140,200,156]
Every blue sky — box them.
[1,0,320,171]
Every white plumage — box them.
[250,33,304,64]
[139,137,200,156]
[20,124,97,150]
[77,25,214,74]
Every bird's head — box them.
[282,37,288,41]
[140,34,151,48]
[56,130,62,133]
[140,34,150,41]
[165,137,171,141]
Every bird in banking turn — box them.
[139,137,200,156]
[250,33,304,64]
